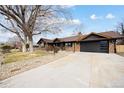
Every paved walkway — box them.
[0,52,124,88]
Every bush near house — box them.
[54,46,60,54]
[45,45,60,54]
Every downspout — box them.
[108,40,109,53]
[73,42,75,53]
[114,39,117,53]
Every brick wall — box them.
[116,45,124,53]
[74,42,80,51]
[64,42,80,52]
[109,42,114,53]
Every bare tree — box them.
[116,22,124,44]
[0,5,71,52]
[118,23,124,35]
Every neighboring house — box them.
[14,42,22,49]
[37,31,124,53]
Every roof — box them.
[55,35,80,42]
[79,31,123,41]
[37,38,53,44]
[61,31,123,42]
[98,31,122,38]
[79,32,111,41]
[37,31,124,44]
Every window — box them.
[65,42,72,47]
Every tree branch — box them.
[0,22,16,33]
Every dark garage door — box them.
[80,41,108,53]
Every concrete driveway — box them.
[0,52,124,88]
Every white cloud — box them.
[90,14,97,20]
[71,19,81,25]
[56,18,81,25]
[43,18,81,25]
[90,13,115,20]
[106,13,115,19]
[90,14,102,20]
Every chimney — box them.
[77,32,82,37]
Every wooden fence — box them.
[116,45,124,53]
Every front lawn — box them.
[4,50,48,64]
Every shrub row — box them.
[0,45,12,54]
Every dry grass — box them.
[4,50,48,64]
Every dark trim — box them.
[114,39,117,53]
[107,40,109,53]
[49,41,76,44]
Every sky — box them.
[0,5,124,43]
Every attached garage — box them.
[79,33,110,53]
[80,41,109,53]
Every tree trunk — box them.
[22,42,27,52]
[17,34,27,52]
[29,37,33,52]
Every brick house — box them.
[37,38,53,48]
[37,31,124,53]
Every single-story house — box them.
[37,38,53,48]
[37,31,124,53]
